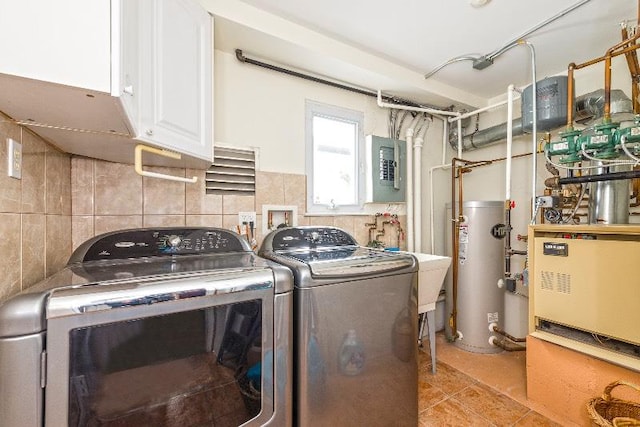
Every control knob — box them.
[167,235,182,248]
[310,231,321,243]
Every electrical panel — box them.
[365,135,406,203]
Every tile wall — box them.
[0,116,71,300]
[71,158,407,252]
[0,138,407,301]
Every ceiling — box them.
[226,0,638,105]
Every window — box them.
[306,101,364,213]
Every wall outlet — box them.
[238,211,256,224]
[7,138,22,179]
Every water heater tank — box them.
[445,201,505,354]
[521,76,570,132]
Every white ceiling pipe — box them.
[413,117,432,253]
[376,91,460,117]
[447,97,520,123]
[441,118,449,166]
[457,116,463,158]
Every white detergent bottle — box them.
[338,329,365,376]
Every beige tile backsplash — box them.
[0,116,72,297]
[70,159,406,251]
[94,161,142,215]
[21,132,46,213]
[0,117,407,301]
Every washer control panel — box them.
[270,227,356,250]
[74,228,248,263]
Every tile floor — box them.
[417,333,568,426]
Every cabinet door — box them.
[138,0,214,162]
[0,0,111,92]
[113,0,141,133]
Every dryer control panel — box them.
[70,228,250,263]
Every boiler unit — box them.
[529,224,640,370]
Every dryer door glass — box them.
[67,301,264,426]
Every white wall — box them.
[214,49,389,175]
[214,46,636,255]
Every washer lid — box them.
[278,246,415,278]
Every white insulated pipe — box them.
[429,117,451,254]
[506,84,515,201]
[524,41,538,222]
[405,116,422,252]
[413,118,431,253]
[447,97,519,123]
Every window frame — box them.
[305,100,365,214]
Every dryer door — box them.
[44,271,276,426]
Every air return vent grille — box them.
[539,270,572,294]
[206,147,256,195]
[557,273,571,294]
[540,270,555,291]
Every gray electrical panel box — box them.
[365,135,406,203]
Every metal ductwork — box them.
[574,89,634,125]
[449,86,633,152]
[449,118,525,151]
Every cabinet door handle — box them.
[123,85,134,95]
[134,144,198,183]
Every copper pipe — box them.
[449,157,485,341]
[622,27,640,113]
[465,152,532,170]
[491,337,526,352]
[492,325,527,343]
[603,24,640,122]
[564,13,640,128]
[564,43,640,126]
[606,29,640,57]
[605,55,613,122]
[632,166,640,207]
[570,42,640,72]
[450,159,460,340]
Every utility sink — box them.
[406,252,452,374]
[409,253,452,314]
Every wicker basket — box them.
[588,381,640,427]
[613,417,640,427]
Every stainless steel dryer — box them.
[259,226,418,427]
[0,227,293,427]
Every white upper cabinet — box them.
[136,0,213,161]
[0,0,112,92]
[0,0,214,167]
